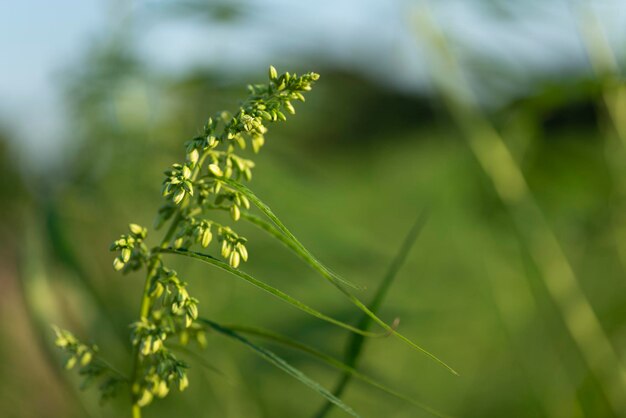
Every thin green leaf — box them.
[220,177,363,291]
[200,318,360,418]
[219,179,458,376]
[241,211,310,257]
[219,322,452,418]
[318,212,430,418]
[159,248,386,338]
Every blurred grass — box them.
[1,19,626,418]
[415,5,626,416]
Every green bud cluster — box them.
[53,325,96,369]
[132,350,189,408]
[148,267,199,329]
[125,68,316,409]
[52,326,126,402]
[110,224,149,272]
[162,163,194,205]
[128,264,202,405]
[54,67,319,413]
[218,226,248,268]
[156,67,318,268]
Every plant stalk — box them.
[128,151,210,417]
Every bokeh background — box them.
[2,1,626,417]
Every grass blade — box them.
[221,177,363,291]
[317,212,429,418]
[159,248,386,338]
[219,322,452,418]
[199,318,361,417]
[219,179,457,375]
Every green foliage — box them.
[315,213,429,418]
[201,318,360,418]
[53,67,451,417]
[207,320,450,418]
[52,326,127,403]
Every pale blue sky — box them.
[1,0,625,167]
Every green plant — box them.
[53,67,455,418]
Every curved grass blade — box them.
[242,211,314,259]
[220,177,363,291]
[159,248,386,338]
[219,179,458,376]
[218,322,452,418]
[199,318,360,418]
[317,212,429,418]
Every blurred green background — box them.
[2,1,626,417]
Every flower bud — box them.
[80,351,93,366]
[237,244,248,262]
[137,389,153,407]
[221,241,231,258]
[285,101,295,115]
[129,223,144,236]
[187,149,199,165]
[208,164,223,177]
[230,204,240,221]
[54,335,68,347]
[121,248,132,263]
[149,282,164,299]
[179,374,189,391]
[65,356,77,370]
[155,380,169,398]
[269,65,278,80]
[141,337,153,356]
[229,251,240,268]
[187,303,198,320]
[152,338,162,353]
[113,257,125,271]
[201,229,212,248]
[173,189,186,205]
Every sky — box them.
[0,1,108,164]
[1,0,625,168]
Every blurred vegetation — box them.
[1,2,626,417]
